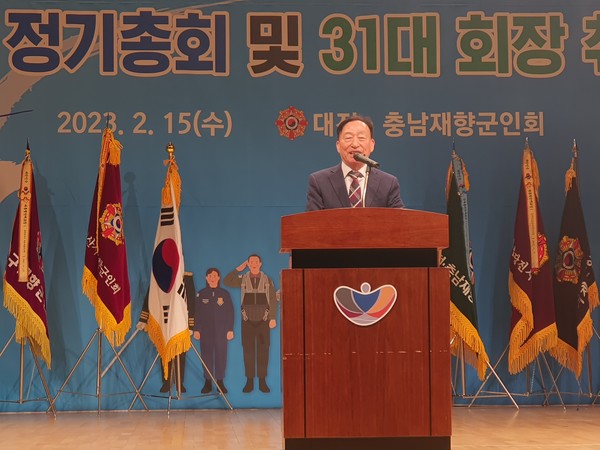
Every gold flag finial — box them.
[166,142,175,156]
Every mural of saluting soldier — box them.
[224,254,278,393]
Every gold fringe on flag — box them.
[81,267,131,347]
[550,311,593,378]
[508,272,558,374]
[147,315,191,379]
[450,304,489,380]
[3,282,52,368]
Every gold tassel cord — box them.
[162,154,181,210]
[94,128,123,254]
[17,153,32,282]
[589,282,600,310]
[565,158,576,193]
[522,148,541,271]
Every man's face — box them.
[336,120,375,170]
[206,271,220,288]
[248,256,262,274]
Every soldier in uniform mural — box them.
[192,267,235,394]
[224,254,278,393]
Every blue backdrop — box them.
[1,0,600,411]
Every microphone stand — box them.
[362,164,371,208]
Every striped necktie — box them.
[348,171,363,208]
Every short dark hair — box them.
[248,254,261,262]
[206,267,220,277]
[336,115,374,139]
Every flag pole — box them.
[0,331,56,415]
[0,109,33,118]
[572,139,598,401]
[1,143,55,413]
[573,139,593,397]
[51,125,146,413]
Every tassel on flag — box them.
[147,143,191,379]
[3,145,51,368]
[440,150,489,380]
[508,143,557,374]
[82,127,131,346]
[549,145,599,377]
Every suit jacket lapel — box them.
[329,165,351,208]
[365,169,381,207]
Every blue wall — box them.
[1,0,600,411]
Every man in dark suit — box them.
[306,115,404,211]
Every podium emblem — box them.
[333,282,397,326]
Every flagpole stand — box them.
[469,345,565,408]
[535,353,566,410]
[129,339,234,414]
[588,326,600,406]
[543,347,594,408]
[0,331,56,415]
[458,344,519,409]
[48,327,148,413]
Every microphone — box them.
[353,153,380,168]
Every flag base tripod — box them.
[47,327,148,413]
[451,339,518,409]
[543,345,594,407]
[467,344,565,408]
[127,335,234,413]
[0,331,56,415]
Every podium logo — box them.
[333,282,397,326]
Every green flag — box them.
[440,151,489,380]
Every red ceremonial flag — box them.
[82,127,131,346]
[146,147,191,379]
[3,146,51,368]
[508,144,557,374]
[549,150,599,377]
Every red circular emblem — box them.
[100,203,124,245]
[276,106,308,140]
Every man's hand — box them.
[193,331,200,340]
[136,321,147,331]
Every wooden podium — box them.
[280,208,451,450]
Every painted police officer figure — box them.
[192,268,234,394]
